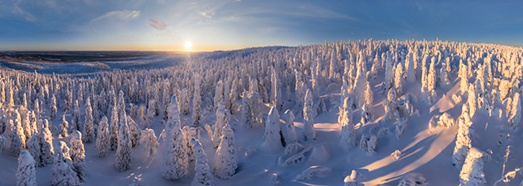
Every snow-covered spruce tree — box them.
[162,94,189,179]
[96,116,110,158]
[50,94,57,120]
[281,109,298,146]
[127,116,140,148]
[241,92,263,128]
[303,89,316,141]
[140,128,158,158]
[110,102,119,151]
[363,81,373,106]
[228,77,239,113]
[11,110,26,156]
[264,106,283,151]
[359,133,369,152]
[214,80,224,111]
[213,102,228,148]
[162,127,189,180]
[394,63,405,95]
[509,92,521,131]
[17,150,37,186]
[179,88,191,115]
[467,85,477,118]
[193,73,203,127]
[459,147,488,186]
[70,131,86,182]
[340,97,356,149]
[38,119,54,166]
[0,134,6,154]
[52,141,79,186]
[440,57,450,86]
[361,104,372,125]
[271,67,283,110]
[384,52,393,89]
[27,134,42,167]
[71,100,80,133]
[83,97,94,143]
[115,107,132,172]
[146,99,155,128]
[368,135,377,154]
[191,138,213,186]
[182,126,198,162]
[406,51,416,83]
[58,114,69,138]
[453,105,472,168]
[213,124,237,179]
[384,87,398,122]
[427,56,437,103]
[459,59,469,94]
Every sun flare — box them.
[184,40,192,51]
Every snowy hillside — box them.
[1,40,523,186]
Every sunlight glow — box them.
[184,40,193,51]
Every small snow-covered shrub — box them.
[343,170,364,186]
[397,173,428,186]
[391,150,402,160]
[295,165,331,180]
[307,144,329,164]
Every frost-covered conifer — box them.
[83,97,94,143]
[71,100,80,133]
[11,110,26,156]
[427,56,437,102]
[127,116,140,148]
[27,134,41,167]
[145,99,155,128]
[162,127,189,180]
[58,114,69,138]
[69,131,86,182]
[363,81,373,106]
[180,88,191,115]
[271,68,283,110]
[96,116,110,157]
[192,138,213,186]
[384,52,393,89]
[281,109,298,146]
[214,80,224,111]
[509,92,521,131]
[140,128,158,158]
[406,51,416,83]
[193,73,203,126]
[50,94,57,120]
[39,119,54,166]
[213,102,228,148]
[459,148,488,186]
[394,63,405,95]
[52,141,79,186]
[110,102,119,151]
[115,109,132,172]
[213,124,237,179]
[17,151,37,186]
[0,135,6,154]
[264,107,283,151]
[303,89,316,141]
[453,105,472,168]
[340,97,356,149]
[368,135,377,153]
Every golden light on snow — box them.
[184,40,193,51]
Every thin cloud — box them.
[13,6,37,22]
[91,10,141,23]
[148,18,169,31]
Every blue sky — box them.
[1,0,523,51]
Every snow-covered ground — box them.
[0,40,522,186]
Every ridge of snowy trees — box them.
[1,39,523,185]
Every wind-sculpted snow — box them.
[1,40,523,185]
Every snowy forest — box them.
[2,39,523,185]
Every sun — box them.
[184,40,192,51]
